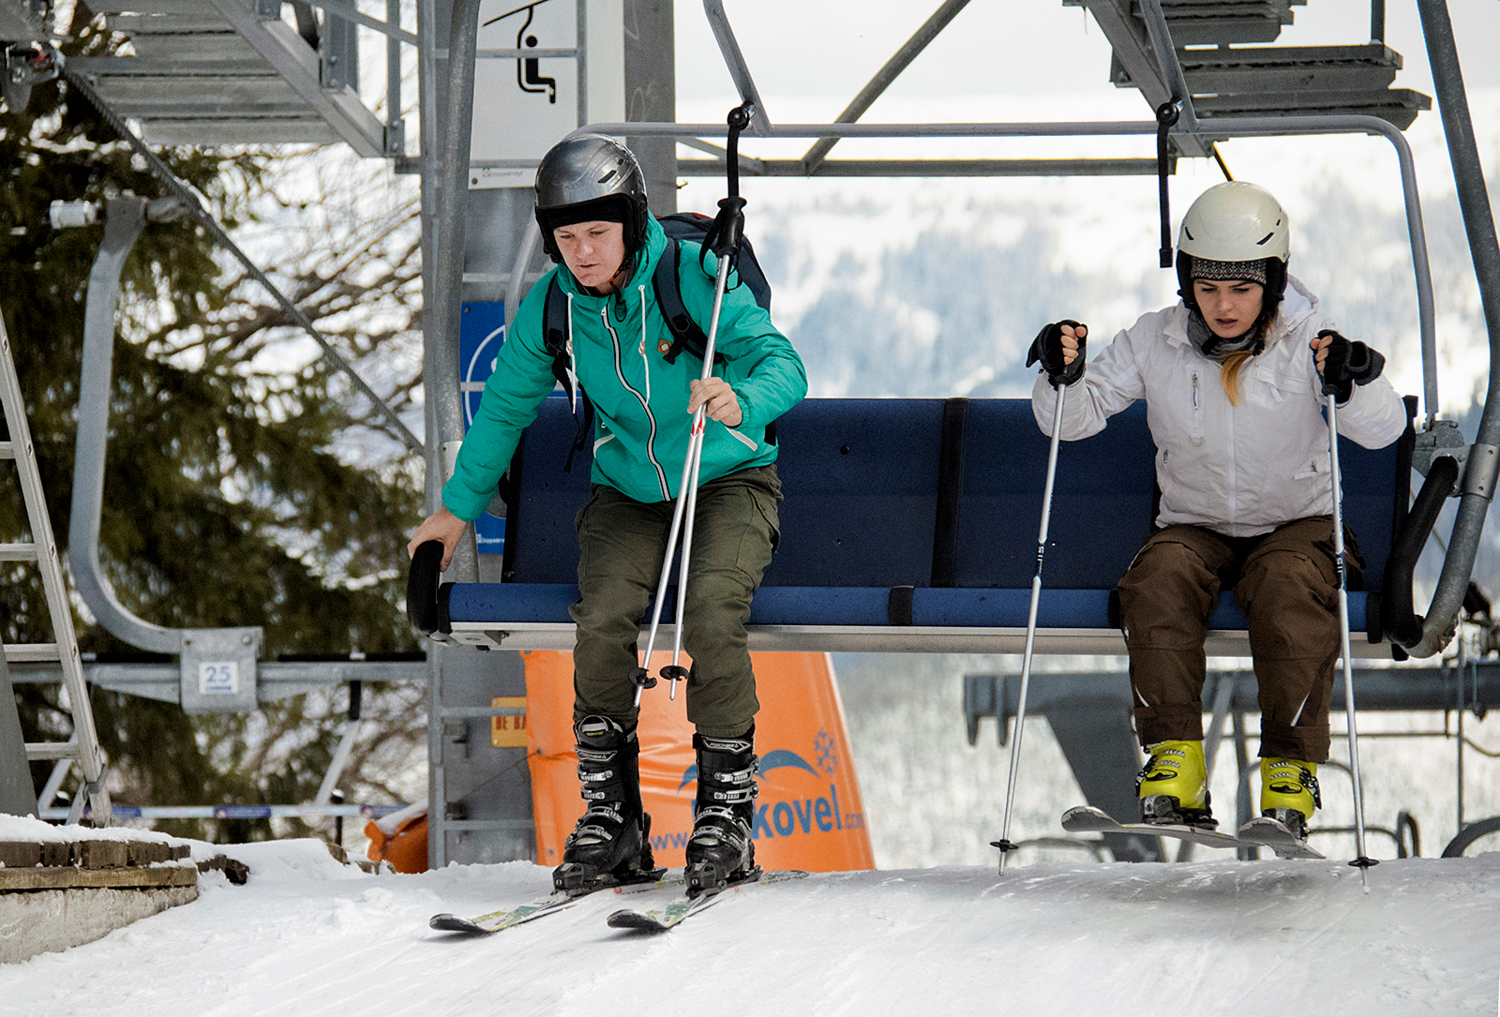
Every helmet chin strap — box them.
[578,254,635,297]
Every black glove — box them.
[1317,329,1385,403]
[1027,319,1087,387]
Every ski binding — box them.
[606,868,808,932]
[430,868,677,935]
[1062,805,1247,851]
[1236,816,1325,859]
[1062,806,1326,860]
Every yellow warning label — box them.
[490,696,528,747]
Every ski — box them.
[605,868,808,932]
[430,868,678,935]
[1236,816,1325,860]
[1061,805,1249,852]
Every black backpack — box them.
[539,212,774,468]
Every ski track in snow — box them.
[1,841,1497,1016]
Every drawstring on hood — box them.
[566,292,578,413]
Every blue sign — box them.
[459,301,508,554]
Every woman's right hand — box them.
[407,507,468,571]
[1027,320,1088,386]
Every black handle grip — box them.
[407,540,444,635]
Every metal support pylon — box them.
[0,315,112,826]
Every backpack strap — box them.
[652,237,727,367]
[541,277,593,472]
[541,277,572,393]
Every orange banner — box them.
[525,650,874,873]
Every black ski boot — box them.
[552,715,659,894]
[685,729,760,897]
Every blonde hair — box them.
[1220,350,1255,406]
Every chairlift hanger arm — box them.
[1136,0,1198,132]
[1403,0,1500,660]
[701,0,770,135]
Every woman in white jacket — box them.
[1029,181,1407,840]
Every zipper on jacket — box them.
[1226,402,1237,526]
[1189,371,1205,446]
[602,301,670,500]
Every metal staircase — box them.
[0,317,113,826]
[1172,43,1428,127]
[65,0,392,154]
[1069,0,1431,153]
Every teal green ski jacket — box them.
[442,216,807,520]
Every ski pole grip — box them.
[1155,101,1180,269]
[724,100,753,199]
[711,196,747,258]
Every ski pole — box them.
[629,102,754,706]
[657,238,739,700]
[632,235,737,704]
[992,381,1067,875]
[1326,393,1378,889]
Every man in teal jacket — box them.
[408,135,806,896]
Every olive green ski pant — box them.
[569,464,781,739]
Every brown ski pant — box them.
[1115,516,1354,763]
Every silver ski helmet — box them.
[1175,181,1290,325]
[534,134,650,262]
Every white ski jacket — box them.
[1031,278,1409,538]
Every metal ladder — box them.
[0,316,113,826]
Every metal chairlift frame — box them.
[555,0,1489,663]
[12,0,1486,845]
[410,0,1500,866]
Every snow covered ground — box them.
[1,837,1497,1016]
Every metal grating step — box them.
[1071,0,1304,46]
[1190,88,1430,128]
[68,0,386,154]
[1176,43,1431,128]
[1074,0,1431,142]
[1143,0,1304,45]
[1180,43,1401,91]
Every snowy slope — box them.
[2,839,1497,1017]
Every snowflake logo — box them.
[814,729,839,776]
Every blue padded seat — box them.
[441,397,1400,644]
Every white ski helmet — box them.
[1176,181,1290,324]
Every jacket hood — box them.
[552,215,668,301]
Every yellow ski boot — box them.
[1260,757,1320,840]
[1137,739,1215,829]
